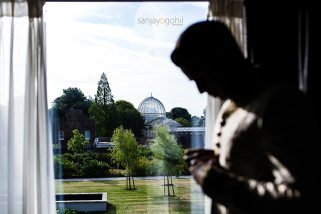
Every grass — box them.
[56,177,205,214]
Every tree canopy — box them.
[115,100,145,137]
[191,115,205,127]
[89,73,121,137]
[53,87,92,118]
[175,117,192,127]
[111,127,141,189]
[96,72,114,105]
[150,126,185,176]
[89,102,121,137]
[168,107,191,123]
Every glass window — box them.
[58,131,64,140]
[84,130,90,140]
[45,2,208,213]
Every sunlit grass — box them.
[56,178,204,214]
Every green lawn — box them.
[56,178,205,214]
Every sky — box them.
[44,2,209,117]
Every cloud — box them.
[45,2,208,116]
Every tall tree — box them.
[115,100,145,137]
[53,87,92,118]
[96,72,114,105]
[168,107,192,123]
[89,73,120,137]
[150,126,185,196]
[111,127,141,190]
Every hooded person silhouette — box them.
[171,20,320,214]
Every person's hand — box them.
[184,148,216,164]
[184,149,218,186]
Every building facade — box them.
[53,109,96,151]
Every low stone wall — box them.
[56,192,107,212]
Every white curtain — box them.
[205,0,246,150]
[204,1,245,213]
[0,0,55,213]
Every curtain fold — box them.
[0,0,55,213]
[209,0,243,18]
[205,0,245,153]
[204,1,245,213]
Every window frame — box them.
[58,131,64,140]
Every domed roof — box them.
[138,95,166,122]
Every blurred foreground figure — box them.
[171,20,320,214]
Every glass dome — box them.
[138,95,166,123]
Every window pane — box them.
[58,131,64,140]
[45,2,208,213]
[84,130,90,141]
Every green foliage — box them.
[56,208,78,214]
[67,129,88,154]
[89,74,144,138]
[112,127,141,176]
[191,115,205,127]
[150,126,185,176]
[61,159,78,178]
[89,102,121,137]
[79,159,110,178]
[115,100,135,110]
[54,155,78,178]
[89,72,121,137]
[176,148,188,176]
[175,117,192,127]
[89,73,120,137]
[54,156,63,178]
[53,87,92,118]
[95,152,114,165]
[112,127,142,189]
[168,107,192,122]
[54,153,112,178]
[115,100,145,137]
[133,156,152,176]
[96,72,114,105]
[140,146,153,159]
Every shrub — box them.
[54,156,78,178]
[54,152,115,178]
[56,208,78,214]
[133,157,152,176]
[62,158,79,178]
[80,159,110,178]
[95,152,116,167]
[109,168,126,177]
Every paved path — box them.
[56,175,193,182]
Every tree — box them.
[168,107,192,123]
[96,72,114,105]
[175,117,192,127]
[191,115,205,127]
[150,126,185,196]
[89,73,121,137]
[115,100,145,137]
[89,102,121,137]
[111,127,141,190]
[67,129,88,154]
[53,87,92,118]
